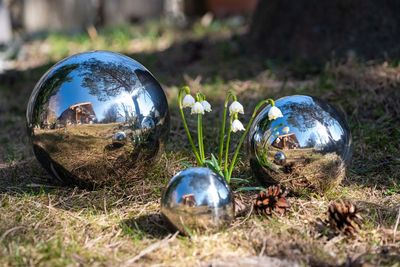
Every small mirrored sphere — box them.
[248,95,352,193]
[161,167,234,235]
[112,131,127,147]
[26,51,170,187]
[274,151,286,165]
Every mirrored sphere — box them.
[248,95,352,193]
[274,151,286,165]
[112,131,127,147]
[26,51,170,187]
[161,167,234,235]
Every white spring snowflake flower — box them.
[191,102,205,115]
[201,100,212,112]
[229,101,244,116]
[231,119,245,133]
[182,94,195,108]
[282,126,290,134]
[268,106,283,121]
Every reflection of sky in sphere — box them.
[263,96,345,149]
[173,173,229,208]
[50,72,154,121]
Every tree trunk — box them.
[0,1,12,43]
[23,0,98,33]
[249,0,400,62]
[102,0,164,26]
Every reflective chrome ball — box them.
[248,95,352,193]
[274,151,286,165]
[26,51,170,187]
[161,167,234,235]
[112,131,127,147]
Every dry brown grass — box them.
[1,19,400,266]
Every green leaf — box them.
[211,154,219,167]
[204,154,224,177]
[235,186,265,192]
[230,177,250,184]
[180,161,193,168]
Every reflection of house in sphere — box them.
[58,102,97,125]
[182,194,197,207]
[272,133,299,150]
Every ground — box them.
[0,18,399,266]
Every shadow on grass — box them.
[120,213,172,239]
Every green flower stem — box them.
[218,99,229,166]
[200,116,205,159]
[218,91,236,167]
[224,115,234,179]
[198,113,204,161]
[259,126,281,166]
[196,93,205,161]
[227,98,275,180]
[178,87,202,165]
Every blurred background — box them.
[0,0,258,74]
[2,0,399,75]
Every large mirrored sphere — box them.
[161,167,234,235]
[26,51,170,187]
[248,95,352,194]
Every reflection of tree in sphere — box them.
[141,116,155,130]
[26,51,170,187]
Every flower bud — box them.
[231,119,245,133]
[191,102,205,115]
[229,101,244,116]
[268,106,283,120]
[182,94,195,108]
[201,100,212,112]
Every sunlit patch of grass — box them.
[384,182,400,196]
[192,17,246,38]
[45,21,170,60]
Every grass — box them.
[1,18,400,266]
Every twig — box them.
[394,206,400,243]
[121,231,178,266]
[259,238,267,257]
[231,203,254,229]
[0,226,24,242]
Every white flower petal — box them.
[229,101,244,116]
[282,126,290,134]
[231,119,245,133]
[182,94,195,108]
[201,100,212,112]
[268,106,283,121]
[191,102,205,115]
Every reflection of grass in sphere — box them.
[34,123,142,184]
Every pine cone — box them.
[253,185,289,216]
[328,200,363,236]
